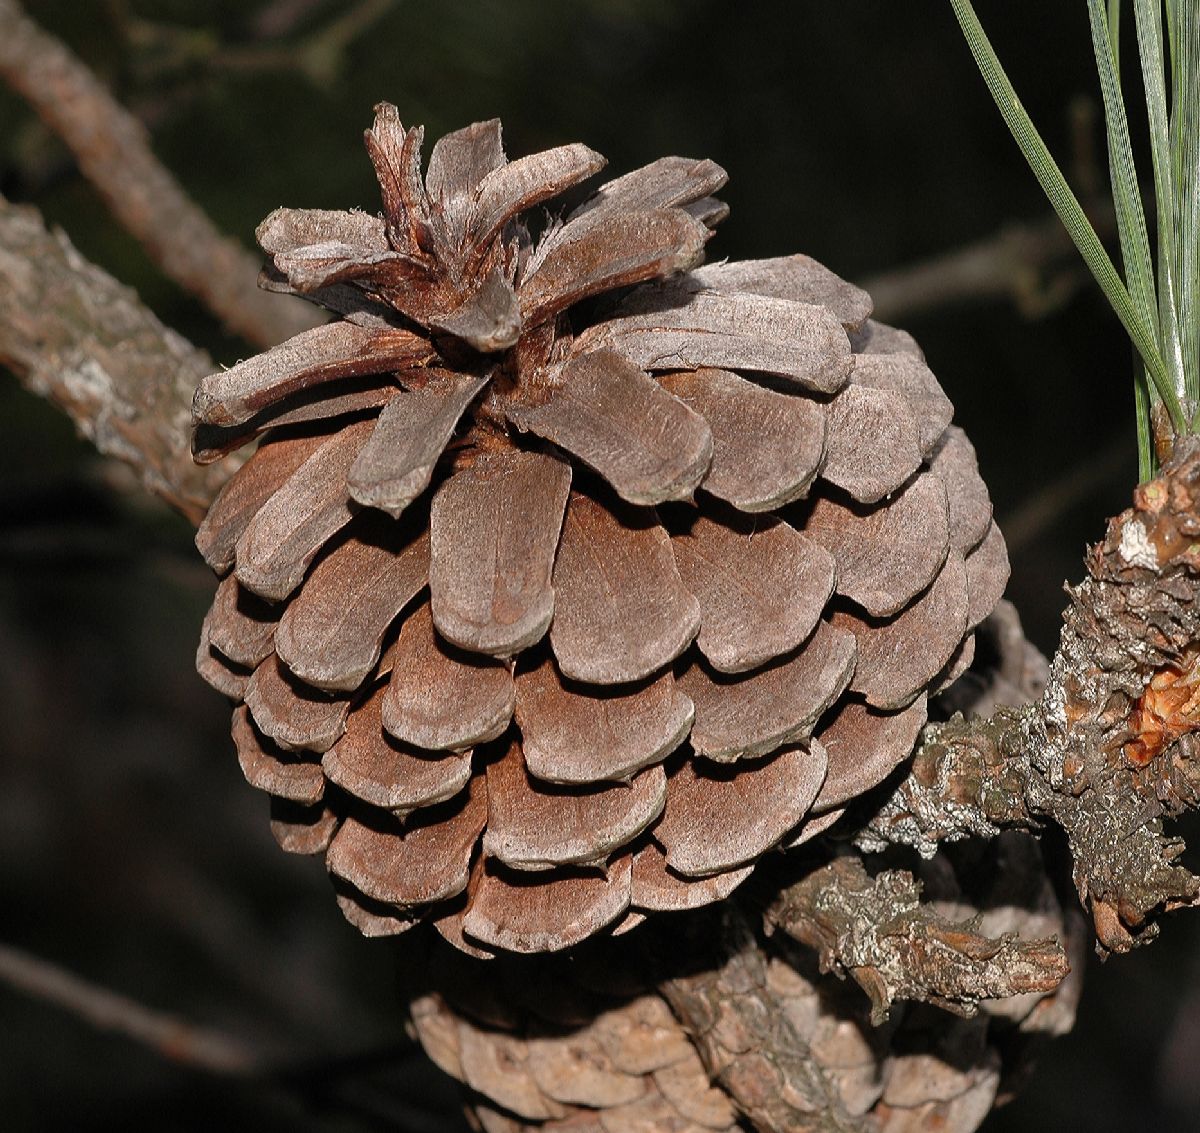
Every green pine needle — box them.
[1109,0,1123,71]
[949,0,1189,474]
[1135,0,1187,405]
[1087,0,1162,378]
[1169,1,1200,411]
[1135,360,1154,482]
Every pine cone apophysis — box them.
[193,105,1009,955]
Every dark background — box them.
[2,1,1197,1129]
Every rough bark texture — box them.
[0,193,229,522]
[765,856,1069,1025]
[659,906,865,1132]
[859,441,1200,956]
[0,0,319,349]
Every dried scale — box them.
[192,106,1010,955]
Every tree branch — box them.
[0,0,320,349]
[861,203,1115,325]
[764,856,1069,1026]
[859,441,1200,955]
[0,193,227,522]
[0,940,264,1075]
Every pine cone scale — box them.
[424,118,505,217]
[347,372,490,516]
[680,620,856,761]
[482,742,667,871]
[514,660,693,785]
[692,252,873,330]
[549,494,700,685]
[506,349,714,506]
[381,600,516,750]
[964,522,1010,630]
[518,209,709,328]
[462,855,634,954]
[806,472,951,617]
[192,321,431,428]
[670,511,836,674]
[255,206,391,257]
[822,383,924,502]
[429,449,572,656]
[564,156,727,232]
[852,353,954,456]
[630,841,753,912]
[525,1033,648,1108]
[206,573,276,667]
[232,418,376,602]
[470,142,607,250]
[195,430,327,572]
[269,796,337,854]
[273,523,429,692]
[326,775,486,907]
[812,695,930,811]
[838,551,971,710]
[232,705,325,804]
[930,426,994,553]
[657,366,826,512]
[363,110,428,253]
[245,654,350,752]
[581,290,853,393]
[321,684,473,812]
[654,743,828,877]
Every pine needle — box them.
[1087,0,1161,369]
[1135,0,1187,406]
[949,0,1186,473]
[1168,0,1200,409]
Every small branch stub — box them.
[765,856,1069,1025]
[859,440,1200,956]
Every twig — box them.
[861,203,1115,324]
[234,0,396,87]
[252,0,330,39]
[0,193,228,522]
[0,0,320,349]
[0,940,264,1075]
[764,856,1069,1024]
[120,0,396,88]
[0,937,446,1129]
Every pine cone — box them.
[193,107,1009,954]
[414,968,1001,1133]
[406,833,1083,1133]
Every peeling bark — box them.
[764,856,1069,1024]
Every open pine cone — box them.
[193,106,1009,955]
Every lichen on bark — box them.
[860,439,1200,956]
